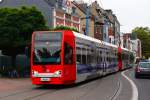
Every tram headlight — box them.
[32,71,38,76]
[54,70,62,76]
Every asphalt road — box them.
[125,69,150,100]
[1,68,149,100]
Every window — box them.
[72,7,76,14]
[81,48,87,64]
[64,42,73,64]
[87,55,91,64]
[76,47,82,64]
[82,55,86,64]
[77,54,81,64]
[99,50,102,62]
[33,32,62,64]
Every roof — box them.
[72,1,95,20]
[72,1,86,14]
[73,31,118,49]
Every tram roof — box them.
[73,31,118,49]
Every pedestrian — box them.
[12,69,19,78]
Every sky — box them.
[81,0,150,33]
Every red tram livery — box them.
[31,30,134,85]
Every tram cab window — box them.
[64,42,73,64]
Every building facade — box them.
[131,39,142,58]
[0,0,121,45]
[123,33,132,49]
[52,7,80,31]
[0,0,80,31]
[73,1,95,37]
[113,15,120,46]
[90,1,104,40]
[105,10,120,45]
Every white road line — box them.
[121,70,138,100]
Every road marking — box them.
[121,70,138,100]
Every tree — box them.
[132,27,150,58]
[51,25,79,32]
[0,6,48,55]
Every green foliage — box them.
[51,25,79,32]
[132,27,150,58]
[0,6,48,55]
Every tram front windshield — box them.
[33,32,62,64]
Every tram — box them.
[31,30,134,85]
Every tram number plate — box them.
[41,78,50,81]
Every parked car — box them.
[135,62,150,78]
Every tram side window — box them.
[87,49,91,64]
[96,49,98,63]
[106,52,109,62]
[77,54,81,64]
[99,50,102,62]
[64,42,73,64]
[76,47,81,64]
[82,55,86,64]
[87,54,91,64]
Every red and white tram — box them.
[31,30,134,85]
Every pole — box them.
[86,6,89,35]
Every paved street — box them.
[125,69,150,100]
[0,69,149,100]
[0,0,149,100]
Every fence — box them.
[15,54,30,77]
[0,54,30,77]
[0,55,12,76]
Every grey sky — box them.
[83,0,150,33]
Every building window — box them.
[65,14,71,20]
[72,7,76,14]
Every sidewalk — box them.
[0,78,31,92]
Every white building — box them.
[131,39,142,58]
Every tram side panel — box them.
[75,37,104,83]
[75,37,93,83]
